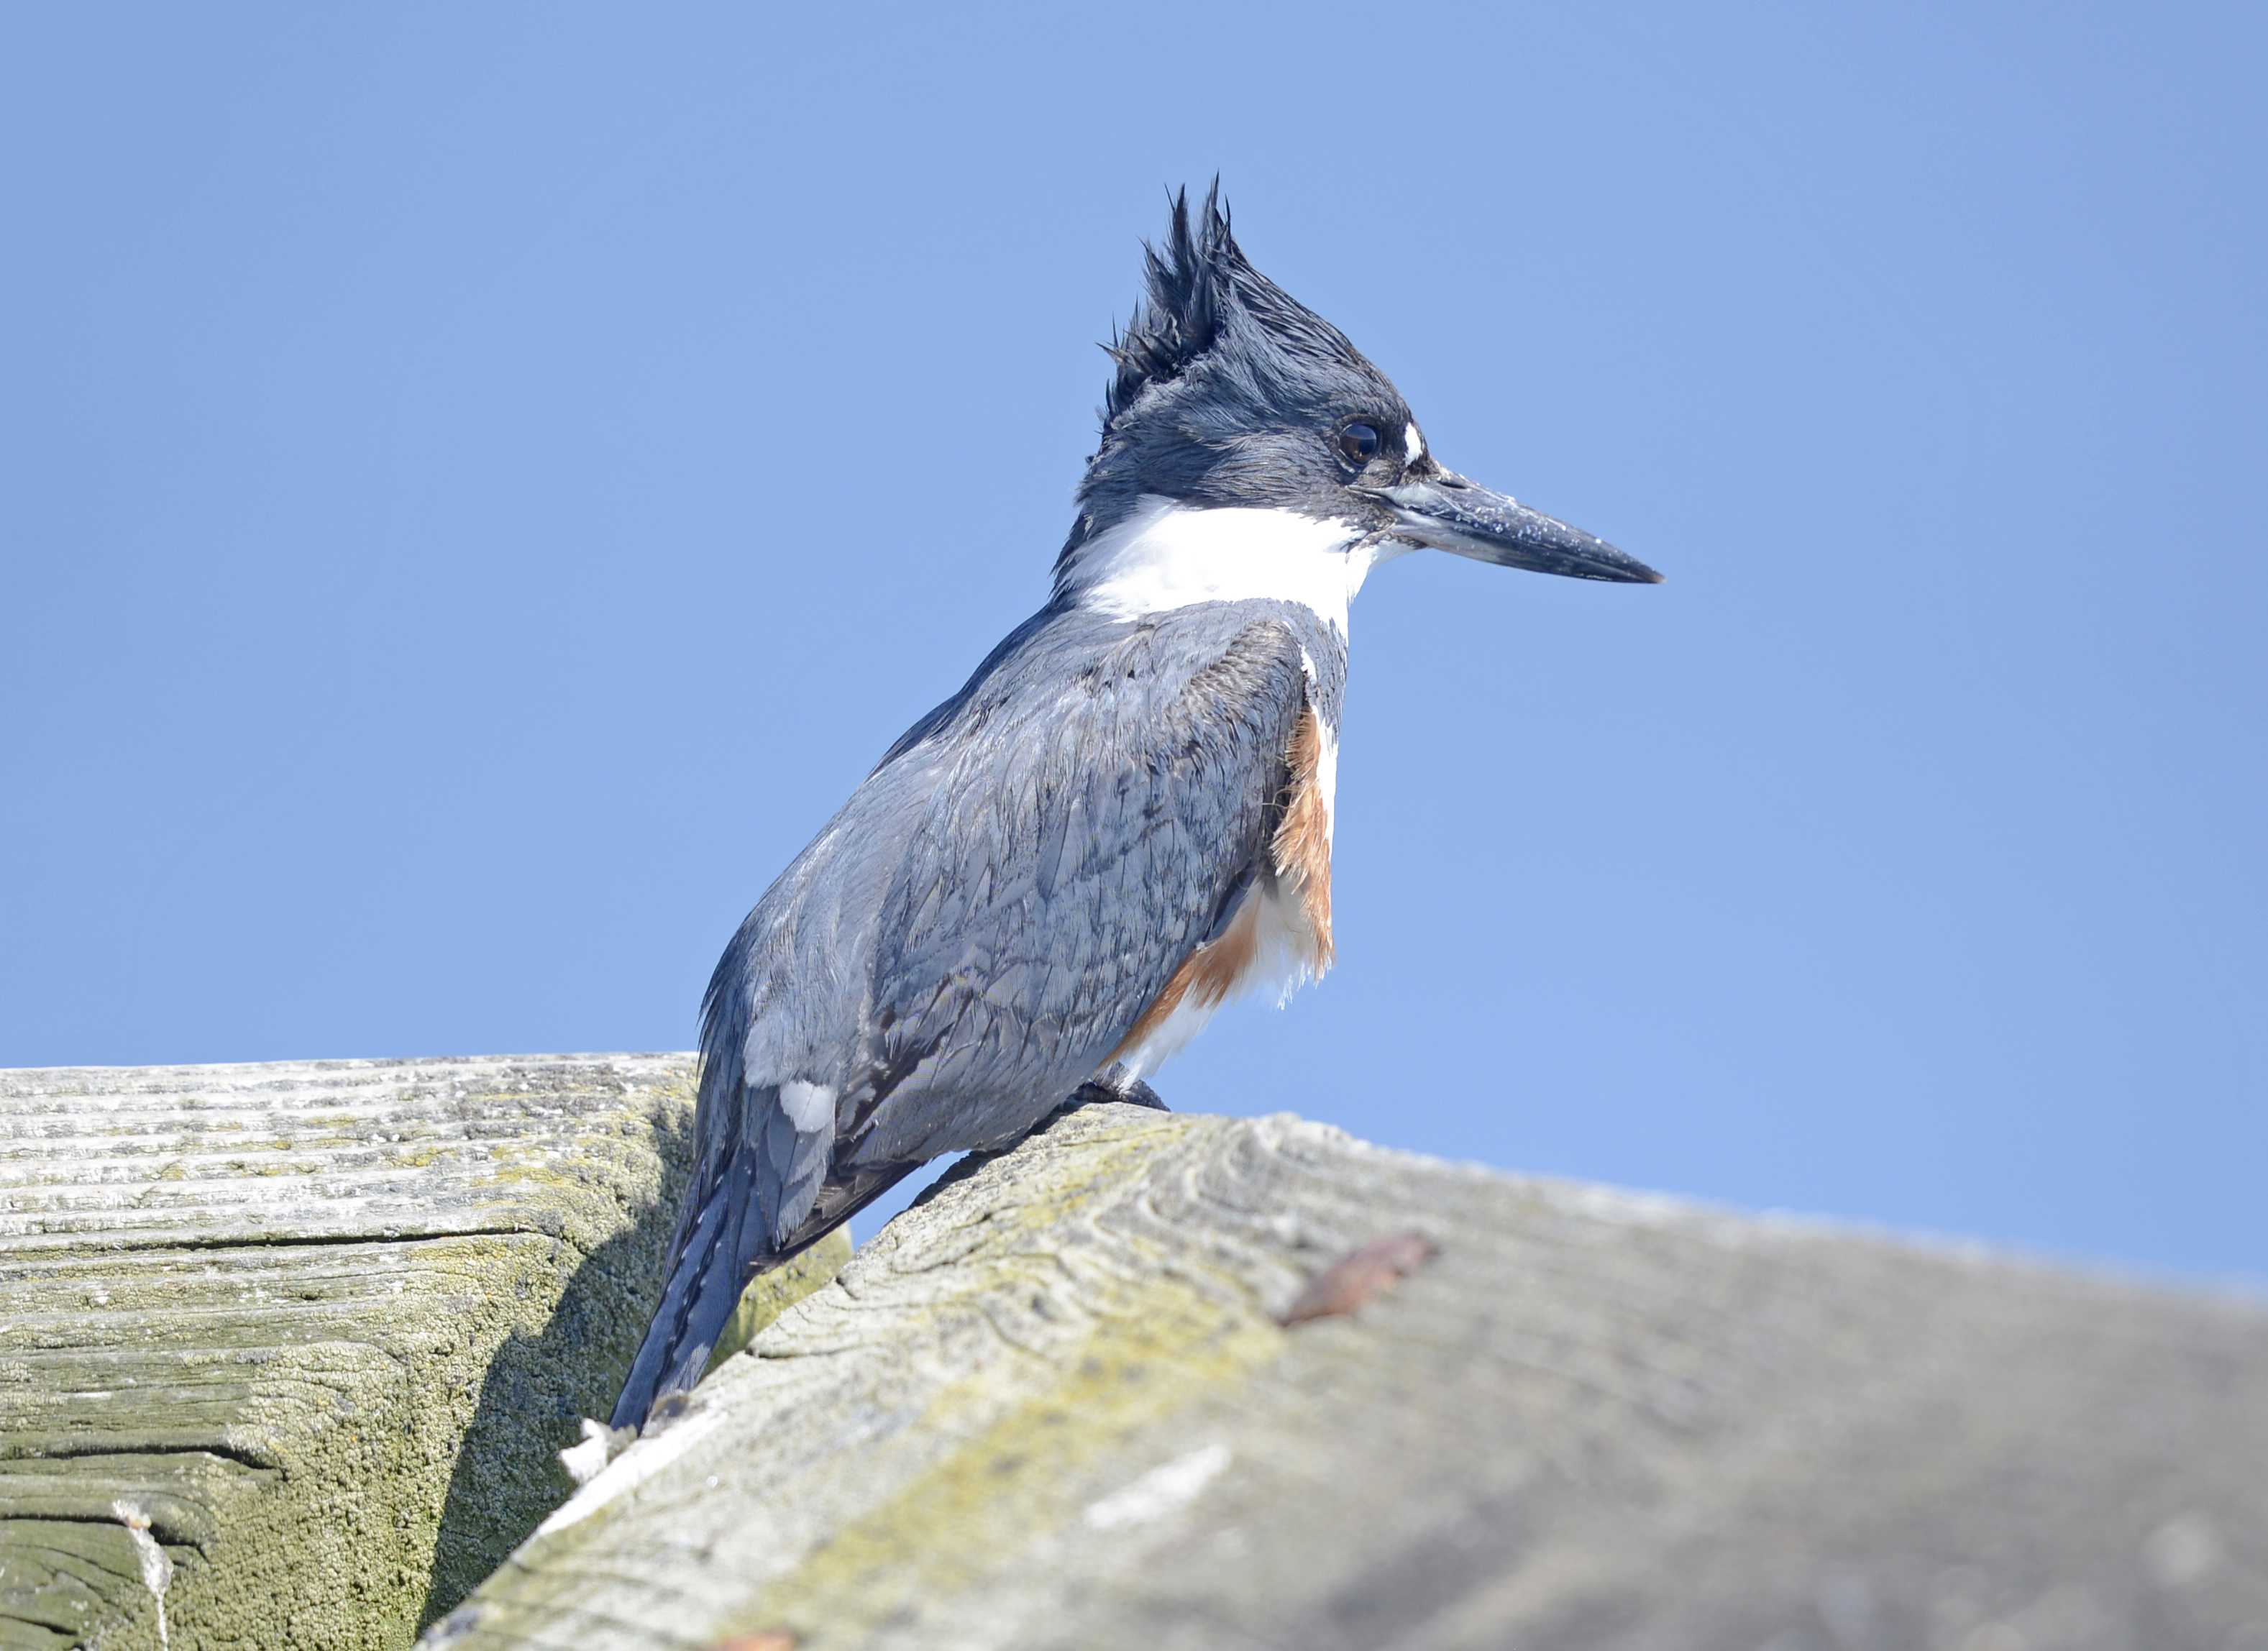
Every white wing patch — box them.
[778,1079,835,1132]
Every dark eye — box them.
[1338,421,1381,464]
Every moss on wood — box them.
[15,1064,2268,1651]
[424,1105,2268,1651]
[0,1056,698,1650]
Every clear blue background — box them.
[4,4,2261,1281]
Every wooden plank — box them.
[0,1055,720,1651]
[422,1103,2268,1651]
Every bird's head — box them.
[1059,186,1660,596]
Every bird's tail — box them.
[608,1142,925,1432]
[608,1133,771,1431]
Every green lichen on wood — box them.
[415,1104,2268,1651]
[702,1232,853,1378]
[700,1112,1285,1640]
[0,1056,699,1650]
[753,1271,1279,1632]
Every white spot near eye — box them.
[1404,423,1425,464]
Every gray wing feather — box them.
[853,608,1317,1162]
[609,598,1337,1427]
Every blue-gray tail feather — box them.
[608,1148,923,1431]
[608,1138,765,1430]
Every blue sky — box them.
[4,4,2262,1281]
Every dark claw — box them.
[1119,1079,1169,1111]
[1064,1074,1171,1113]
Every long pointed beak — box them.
[1371,471,1662,584]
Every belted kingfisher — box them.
[611,187,1659,1429]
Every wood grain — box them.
[421,1102,2268,1651]
[1,1055,705,1651]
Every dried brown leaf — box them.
[1279,1231,1435,1326]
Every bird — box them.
[608,185,1660,1431]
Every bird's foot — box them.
[1065,1070,1170,1113]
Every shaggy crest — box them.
[1101,183,1372,431]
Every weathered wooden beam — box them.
[12,1064,2265,1651]
[0,1055,723,1651]
[424,1103,2268,1651]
